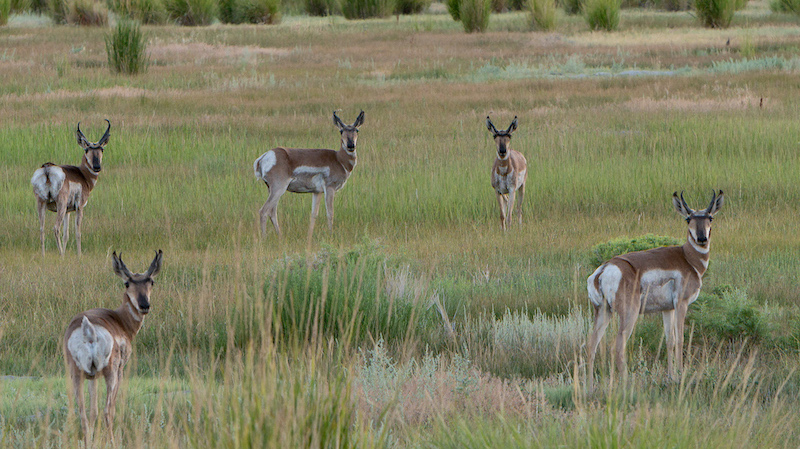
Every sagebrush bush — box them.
[106,19,148,74]
[459,0,491,32]
[341,0,392,18]
[508,0,525,9]
[447,0,459,18]
[584,0,619,30]
[528,0,557,30]
[588,234,681,269]
[395,0,430,14]
[658,0,690,10]
[110,0,167,23]
[695,0,734,27]
[305,0,339,15]
[561,0,581,14]
[67,0,108,25]
[164,0,216,25]
[491,0,504,11]
[220,0,280,23]
[689,287,767,343]
[47,0,67,23]
[0,0,10,25]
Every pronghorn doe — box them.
[585,191,724,390]
[486,116,527,231]
[31,120,111,256]
[253,110,364,238]
[64,250,163,447]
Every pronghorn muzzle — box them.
[137,294,151,314]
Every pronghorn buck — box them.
[486,116,527,231]
[30,120,111,256]
[63,250,163,447]
[253,110,364,238]
[585,191,724,389]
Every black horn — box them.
[96,119,111,147]
[679,191,694,215]
[506,116,518,134]
[486,116,499,135]
[333,110,345,130]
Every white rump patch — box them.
[254,151,276,180]
[67,318,113,376]
[31,165,65,202]
[591,264,622,308]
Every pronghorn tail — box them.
[31,163,65,202]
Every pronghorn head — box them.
[76,119,111,174]
[673,190,724,249]
[486,116,518,160]
[112,250,163,316]
[333,110,364,153]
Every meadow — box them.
[2,1,800,446]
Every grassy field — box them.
[2,2,800,447]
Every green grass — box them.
[3,4,800,447]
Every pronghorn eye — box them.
[124,281,130,288]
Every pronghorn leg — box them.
[308,192,323,241]
[662,309,677,379]
[586,303,612,391]
[37,200,47,256]
[62,212,71,251]
[259,182,289,238]
[75,208,84,256]
[72,373,90,447]
[54,203,67,256]
[515,183,525,225]
[496,193,507,231]
[615,301,641,381]
[104,367,121,445]
[324,187,336,231]
[88,377,98,432]
[505,189,516,229]
[675,301,689,375]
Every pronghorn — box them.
[585,190,724,389]
[64,250,163,447]
[253,110,364,239]
[31,120,111,256]
[486,116,527,231]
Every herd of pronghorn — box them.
[29,112,723,445]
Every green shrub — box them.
[10,0,29,13]
[491,0,505,11]
[0,0,10,25]
[588,234,681,269]
[769,0,798,12]
[657,0,691,10]
[561,0,581,14]
[508,0,525,9]
[584,0,619,30]
[695,0,734,28]
[395,0,430,14]
[48,0,68,23]
[220,0,280,23]
[105,19,148,74]
[29,0,46,11]
[446,0,459,18]
[164,0,216,25]
[110,0,168,23]
[689,287,767,343]
[341,0,392,18]
[528,0,557,30]
[305,0,339,15]
[67,0,108,25]
[459,0,491,32]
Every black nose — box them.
[93,165,102,172]
[347,144,355,149]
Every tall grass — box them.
[105,19,148,75]
[219,0,280,23]
[341,0,392,18]
[584,0,620,30]
[305,0,340,15]
[459,0,491,31]
[695,0,734,27]
[0,0,10,24]
[528,0,557,30]
[66,0,108,25]
[109,0,168,23]
[164,0,217,25]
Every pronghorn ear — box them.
[506,116,518,134]
[145,250,164,278]
[352,110,365,128]
[707,190,724,215]
[333,111,345,131]
[76,123,91,150]
[672,191,692,218]
[96,119,111,147]
[486,117,498,135]
[112,251,133,281]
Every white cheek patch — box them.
[254,151,277,179]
